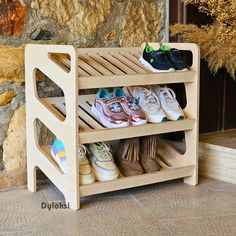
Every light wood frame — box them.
[25,43,200,210]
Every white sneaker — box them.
[152,85,185,121]
[86,142,119,182]
[123,86,168,123]
[78,145,95,185]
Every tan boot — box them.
[140,135,161,173]
[115,138,144,177]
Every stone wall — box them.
[0,0,168,189]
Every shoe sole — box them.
[91,105,129,128]
[148,116,168,123]
[80,174,95,185]
[93,169,119,182]
[139,56,175,73]
[176,68,189,72]
[129,119,147,126]
[167,115,185,121]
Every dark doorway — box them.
[169,1,236,134]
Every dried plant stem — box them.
[171,0,236,78]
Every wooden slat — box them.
[50,54,70,73]
[78,71,197,89]
[89,54,125,75]
[78,57,102,76]
[155,158,169,169]
[79,55,113,75]
[132,51,142,58]
[54,54,90,77]
[112,52,147,74]
[80,103,102,125]
[39,97,66,124]
[121,52,150,72]
[79,99,93,112]
[51,100,66,115]
[42,97,91,131]
[78,107,103,130]
[77,67,91,77]
[80,165,195,197]
[79,119,196,144]
[99,53,137,74]
[52,101,91,131]
[78,118,91,131]
[79,94,95,104]
[77,47,139,55]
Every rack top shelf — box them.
[52,47,197,89]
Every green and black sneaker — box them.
[161,45,189,72]
[139,43,175,72]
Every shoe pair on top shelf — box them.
[140,43,189,72]
[92,86,184,128]
[51,139,119,185]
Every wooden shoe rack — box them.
[25,43,200,210]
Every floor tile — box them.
[129,178,236,219]
[160,215,236,236]
[0,177,235,236]
[0,229,69,236]
[51,195,172,236]
[0,188,55,232]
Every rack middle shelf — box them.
[41,95,196,144]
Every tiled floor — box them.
[0,177,236,236]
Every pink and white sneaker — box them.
[91,88,129,128]
[113,88,147,125]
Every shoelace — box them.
[160,87,176,104]
[125,97,139,111]
[128,101,139,110]
[95,143,113,161]
[141,88,160,108]
[109,102,121,112]
[105,98,122,113]
[78,145,88,163]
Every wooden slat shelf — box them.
[80,165,195,197]
[42,96,196,143]
[52,49,196,89]
[39,145,194,197]
[79,119,195,144]
[78,71,196,89]
[25,43,200,210]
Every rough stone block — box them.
[31,0,112,37]
[0,170,26,190]
[30,0,164,47]
[120,0,162,46]
[0,0,27,37]
[0,45,24,83]
[0,91,16,106]
[0,82,25,147]
[3,104,26,172]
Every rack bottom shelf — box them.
[80,165,194,197]
[39,145,195,198]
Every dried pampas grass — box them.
[170,0,236,78]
